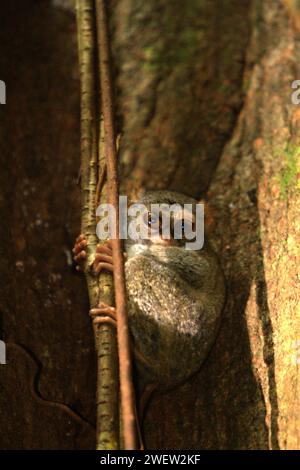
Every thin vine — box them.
[76,0,120,450]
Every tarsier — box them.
[73,190,225,411]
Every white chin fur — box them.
[126,243,148,259]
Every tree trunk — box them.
[0,0,299,450]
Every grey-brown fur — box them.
[124,190,225,389]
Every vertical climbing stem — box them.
[95,0,138,450]
[76,0,119,450]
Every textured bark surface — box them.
[0,0,299,450]
[0,0,95,449]
[143,0,300,450]
[112,0,250,197]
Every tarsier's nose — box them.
[151,234,178,246]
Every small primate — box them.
[73,191,225,406]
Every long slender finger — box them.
[96,244,112,256]
[72,239,87,254]
[93,261,114,274]
[106,239,113,249]
[98,306,116,317]
[92,316,117,328]
[74,250,86,262]
[94,253,113,264]
[90,306,116,318]
[76,234,85,243]
[78,240,87,250]
[90,306,117,326]
[74,250,86,260]
[106,239,127,258]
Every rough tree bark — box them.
[76,0,120,449]
[0,0,299,450]
[0,0,95,449]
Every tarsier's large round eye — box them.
[147,212,159,226]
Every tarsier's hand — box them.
[73,237,117,323]
[93,239,114,274]
[73,236,127,275]
[72,234,87,271]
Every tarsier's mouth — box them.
[150,235,179,246]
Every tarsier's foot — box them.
[72,234,87,271]
[93,239,114,275]
[89,302,117,327]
